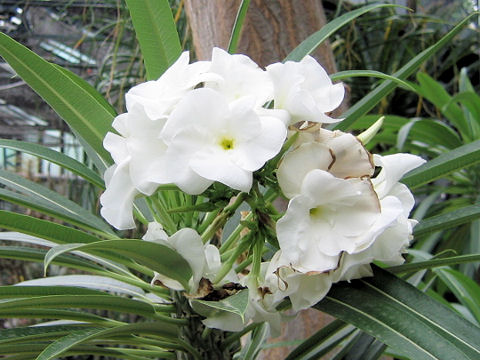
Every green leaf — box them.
[331,70,416,92]
[0,32,114,164]
[315,266,480,360]
[45,239,192,290]
[0,285,109,298]
[192,289,249,321]
[388,254,480,274]
[0,325,100,345]
[285,320,354,360]
[0,295,156,318]
[435,268,480,325]
[284,4,401,62]
[242,323,270,360]
[35,322,179,360]
[0,170,112,235]
[396,118,462,151]
[0,245,105,273]
[125,0,182,80]
[402,140,480,189]
[0,308,116,325]
[0,139,104,188]
[335,13,477,131]
[228,0,251,54]
[413,204,480,237]
[0,211,102,244]
[416,73,470,139]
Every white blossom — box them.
[204,47,273,107]
[155,88,287,193]
[266,55,344,124]
[331,153,426,282]
[100,163,139,230]
[143,223,236,294]
[276,169,381,274]
[125,51,217,120]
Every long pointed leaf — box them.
[125,0,182,80]
[45,239,192,290]
[0,32,113,164]
[0,139,104,188]
[402,140,480,189]
[315,266,480,360]
[413,204,480,237]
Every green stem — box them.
[251,234,264,283]
[197,209,220,234]
[201,192,248,243]
[222,322,261,349]
[152,195,177,234]
[214,234,252,284]
[220,210,254,254]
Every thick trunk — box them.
[184,0,337,72]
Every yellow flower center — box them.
[309,206,324,219]
[219,137,235,150]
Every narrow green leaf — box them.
[435,268,480,324]
[335,13,477,131]
[0,245,105,273]
[416,72,470,138]
[54,65,116,118]
[0,172,112,235]
[388,254,480,274]
[125,0,182,80]
[315,266,480,360]
[0,325,100,345]
[0,211,101,244]
[0,32,114,163]
[285,320,354,360]
[331,70,416,92]
[242,323,270,360]
[284,4,401,62]
[35,322,179,360]
[0,308,116,325]
[228,0,251,54]
[0,139,104,188]
[0,295,156,318]
[45,239,192,290]
[402,140,480,188]
[0,285,108,298]
[413,204,480,237]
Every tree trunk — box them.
[184,0,337,72]
[184,1,341,358]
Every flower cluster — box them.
[100,48,425,334]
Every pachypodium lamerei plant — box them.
[99,47,425,335]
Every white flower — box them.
[143,223,235,294]
[276,169,381,274]
[100,163,139,230]
[103,103,168,195]
[266,55,344,124]
[277,128,374,198]
[154,88,287,193]
[100,104,170,229]
[205,47,273,107]
[331,153,426,282]
[264,251,333,312]
[125,51,217,120]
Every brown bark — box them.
[184,0,337,73]
[184,1,342,358]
